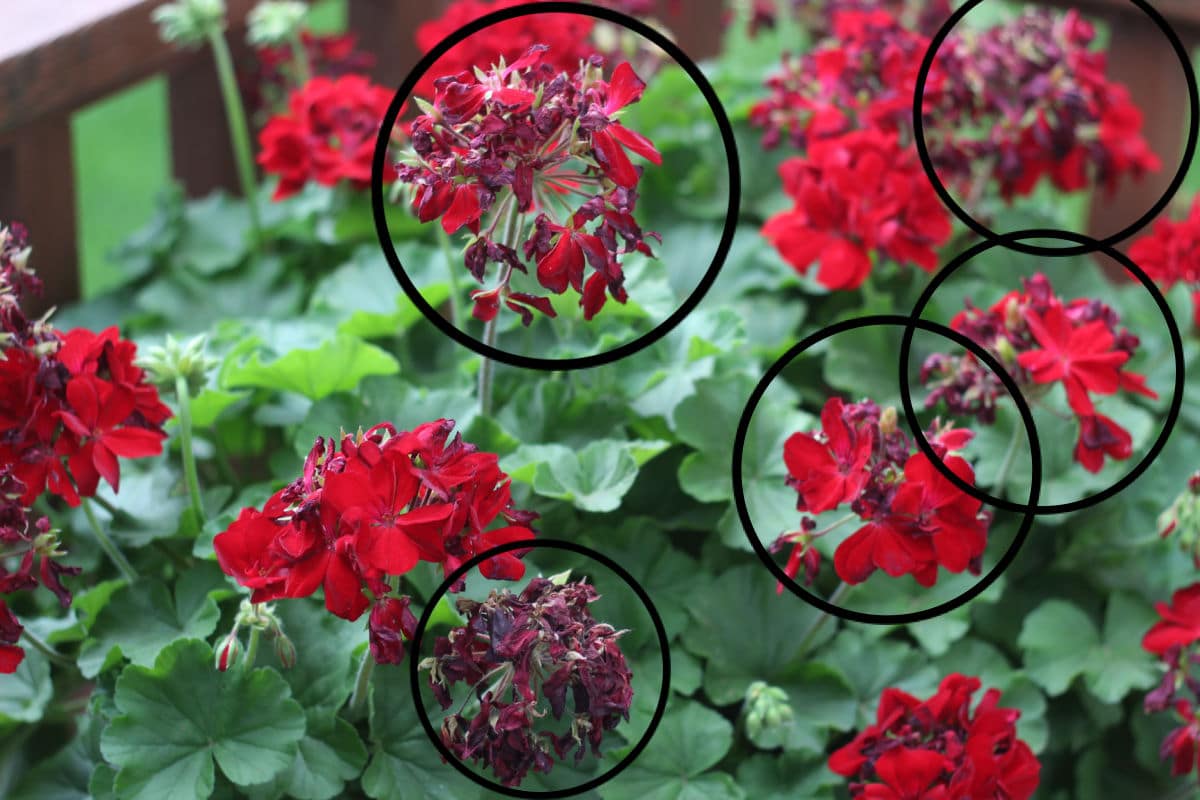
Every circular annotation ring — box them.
[733,314,1042,625]
[408,538,672,799]
[370,1,740,372]
[911,0,1200,257]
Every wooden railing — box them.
[1,0,1194,314]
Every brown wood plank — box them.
[0,115,79,315]
[347,0,445,88]
[0,0,257,134]
[168,39,251,197]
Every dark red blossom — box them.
[423,577,633,787]
[1144,584,1200,656]
[775,398,987,588]
[369,596,419,665]
[258,75,400,200]
[0,599,24,674]
[920,272,1156,474]
[397,46,659,324]
[213,419,537,662]
[761,130,951,291]
[829,673,1040,799]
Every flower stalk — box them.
[81,498,138,582]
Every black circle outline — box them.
[899,228,1185,515]
[407,537,672,798]
[911,0,1200,257]
[733,314,1041,624]
[371,1,741,371]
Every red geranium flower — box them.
[1017,304,1130,416]
[784,396,874,513]
[1143,583,1200,656]
[0,599,24,674]
[761,130,951,291]
[258,74,399,200]
[56,376,166,496]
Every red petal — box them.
[101,427,165,458]
[355,523,420,576]
[0,644,23,673]
[441,185,481,235]
[604,62,646,114]
[536,233,581,294]
[607,123,661,165]
[581,273,608,320]
[591,128,640,188]
[323,542,369,620]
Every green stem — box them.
[437,226,463,329]
[244,626,261,671]
[796,582,852,658]
[21,628,74,668]
[287,31,311,86]
[207,28,264,249]
[89,494,122,518]
[81,498,138,582]
[350,649,375,717]
[993,422,1023,499]
[175,374,205,524]
[477,201,520,418]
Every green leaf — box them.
[76,572,221,678]
[270,600,363,710]
[246,712,367,800]
[100,639,306,799]
[222,331,399,401]
[9,728,95,800]
[501,439,670,513]
[681,565,830,704]
[0,648,51,724]
[1018,593,1158,702]
[600,701,740,800]
[362,665,478,800]
[310,246,447,339]
[1017,600,1098,696]
[176,192,251,276]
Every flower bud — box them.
[247,1,307,46]
[216,633,240,672]
[743,680,793,738]
[137,333,219,397]
[152,0,227,47]
[274,633,296,669]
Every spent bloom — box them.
[920,273,1157,473]
[258,74,400,200]
[926,8,1159,201]
[397,46,661,324]
[829,673,1040,799]
[421,576,633,787]
[213,418,538,660]
[773,397,990,589]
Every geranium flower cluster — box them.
[414,0,597,102]
[750,10,935,152]
[397,46,661,324]
[920,273,1157,473]
[248,31,375,117]
[0,225,170,509]
[0,222,166,672]
[257,73,400,200]
[743,0,951,40]
[213,419,537,663]
[1141,584,1200,782]
[753,6,1156,289]
[1129,194,1200,329]
[761,129,952,290]
[928,8,1159,201]
[421,576,633,787]
[829,673,1040,798]
[773,396,990,589]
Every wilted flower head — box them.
[397,46,661,324]
[421,576,633,787]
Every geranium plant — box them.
[2,0,1198,798]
